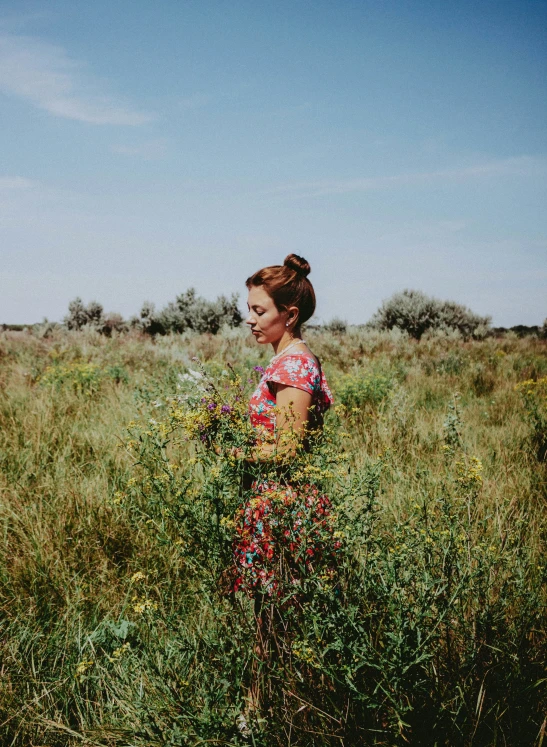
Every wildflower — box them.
[130,571,146,583]
[132,598,158,615]
[108,642,131,662]
[75,659,94,679]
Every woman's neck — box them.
[272,331,303,356]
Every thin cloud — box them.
[0,176,36,189]
[111,138,168,159]
[0,33,153,125]
[268,156,546,198]
[178,93,213,111]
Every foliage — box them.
[64,297,128,335]
[369,289,491,340]
[64,297,103,330]
[515,376,547,461]
[38,360,129,393]
[64,288,242,337]
[135,287,243,335]
[334,370,394,411]
[322,317,348,334]
[0,327,545,745]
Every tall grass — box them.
[0,327,545,745]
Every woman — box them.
[233,253,335,598]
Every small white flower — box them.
[236,714,250,737]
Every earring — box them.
[286,322,290,327]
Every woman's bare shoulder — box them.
[277,345,319,367]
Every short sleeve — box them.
[265,354,321,395]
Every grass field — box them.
[0,326,546,746]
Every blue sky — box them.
[1,0,546,325]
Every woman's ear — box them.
[286,306,299,327]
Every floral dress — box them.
[233,352,337,596]
[248,353,333,437]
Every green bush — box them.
[38,360,129,393]
[64,289,243,337]
[64,297,104,330]
[135,288,243,335]
[369,289,491,340]
[64,298,127,335]
[335,370,394,410]
[322,317,348,334]
[515,376,547,461]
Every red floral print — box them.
[234,352,336,597]
[248,353,333,435]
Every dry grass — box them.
[0,326,545,745]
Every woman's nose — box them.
[246,313,255,325]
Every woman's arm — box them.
[247,384,312,461]
[274,384,313,437]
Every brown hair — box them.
[246,254,316,328]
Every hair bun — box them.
[284,253,311,278]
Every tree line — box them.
[3,288,545,340]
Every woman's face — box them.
[246,285,293,345]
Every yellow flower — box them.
[75,659,94,678]
[109,642,131,662]
[132,597,158,615]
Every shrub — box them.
[323,317,348,334]
[369,289,491,340]
[136,288,243,335]
[470,363,496,397]
[434,352,468,376]
[101,312,128,337]
[65,290,242,337]
[38,361,129,394]
[64,298,127,335]
[515,377,547,461]
[39,361,104,393]
[335,370,394,410]
[64,297,95,330]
